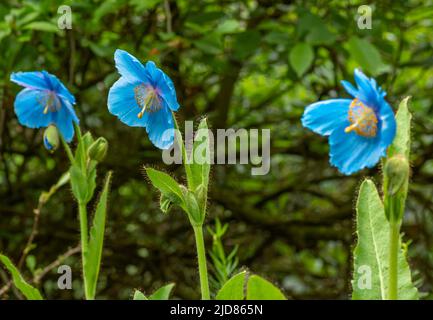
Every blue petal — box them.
[145,61,180,111]
[60,98,79,124]
[329,126,385,175]
[145,106,174,149]
[341,80,358,98]
[114,49,150,84]
[53,104,75,142]
[353,69,380,107]
[108,76,149,127]
[302,99,351,136]
[10,71,50,91]
[43,71,76,105]
[377,99,396,148]
[14,89,54,128]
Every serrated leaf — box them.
[352,179,418,300]
[246,275,286,300]
[388,97,411,159]
[0,254,43,300]
[216,271,246,300]
[148,283,175,300]
[289,43,314,77]
[145,168,184,207]
[84,171,112,299]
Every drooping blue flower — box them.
[10,71,79,145]
[302,69,396,175]
[108,49,180,150]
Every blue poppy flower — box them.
[108,49,180,150]
[301,69,396,175]
[10,70,79,145]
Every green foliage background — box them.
[1,0,433,299]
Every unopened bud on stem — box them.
[43,125,59,152]
[88,137,108,162]
[385,155,409,196]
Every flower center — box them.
[344,99,378,137]
[134,84,162,118]
[39,91,61,114]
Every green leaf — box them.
[194,34,223,55]
[352,179,418,300]
[216,271,286,300]
[345,37,389,76]
[85,161,98,203]
[145,168,184,207]
[246,275,286,300]
[70,164,88,203]
[84,171,112,299]
[0,254,43,300]
[82,132,95,150]
[233,31,261,60]
[189,118,211,191]
[298,12,336,45]
[23,21,59,33]
[388,97,411,159]
[148,283,175,300]
[133,283,175,300]
[183,188,202,225]
[133,290,147,300]
[216,19,241,34]
[289,43,314,77]
[305,27,336,45]
[216,271,246,300]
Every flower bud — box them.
[43,125,59,152]
[87,137,108,162]
[160,194,172,214]
[385,155,409,196]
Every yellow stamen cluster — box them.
[345,99,378,137]
[134,84,161,118]
[39,92,60,115]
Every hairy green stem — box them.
[193,225,210,300]
[78,201,91,299]
[388,219,400,300]
[60,134,75,164]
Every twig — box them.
[32,244,81,284]
[0,245,80,298]
[164,0,172,33]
